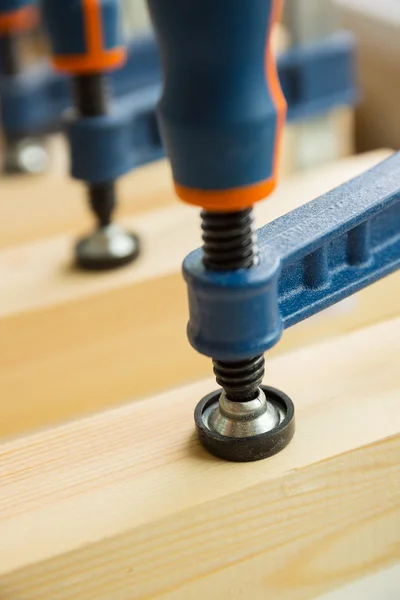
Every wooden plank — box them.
[0,155,174,250]
[1,150,399,440]
[0,316,399,599]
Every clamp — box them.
[41,0,140,270]
[148,0,295,461]
[148,0,400,462]
[187,153,400,460]
[0,0,48,173]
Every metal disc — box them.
[75,224,140,271]
[194,386,295,462]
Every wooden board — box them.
[1,315,399,599]
[0,154,174,250]
[1,150,399,440]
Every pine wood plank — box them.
[0,316,399,599]
[0,156,174,250]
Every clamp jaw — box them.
[185,152,400,460]
[184,153,400,361]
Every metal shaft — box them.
[0,32,20,76]
[201,207,265,403]
[73,73,116,228]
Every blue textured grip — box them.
[0,0,32,12]
[147,0,282,194]
[183,153,400,361]
[40,0,122,57]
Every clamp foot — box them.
[3,137,49,175]
[195,386,295,462]
[75,224,140,271]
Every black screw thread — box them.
[0,32,20,76]
[212,356,265,402]
[73,73,115,228]
[87,183,116,228]
[201,207,265,402]
[201,208,258,271]
[73,73,109,116]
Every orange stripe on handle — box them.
[52,0,126,74]
[0,5,38,34]
[52,48,125,74]
[266,0,286,187]
[175,179,278,212]
[84,0,103,55]
[177,0,286,213]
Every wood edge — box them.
[1,430,399,599]
[1,314,400,589]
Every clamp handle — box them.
[148,0,286,211]
[0,0,37,34]
[41,0,125,74]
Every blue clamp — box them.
[280,31,357,121]
[183,153,400,361]
[66,30,357,184]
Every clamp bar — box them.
[183,152,400,361]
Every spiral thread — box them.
[201,208,258,271]
[88,183,116,228]
[74,73,109,116]
[213,355,265,402]
[0,33,20,76]
[73,73,115,228]
[201,207,264,402]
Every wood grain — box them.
[0,316,399,599]
[0,150,391,318]
[0,155,174,250]
[1,150,398,439]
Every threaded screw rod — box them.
[0,32,20,76]
[201,207,265,403]
[73,73,115,228]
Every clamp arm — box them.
[184,152,400,360]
